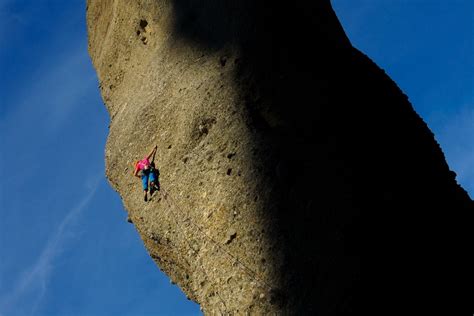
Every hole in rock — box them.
[139,19,148,29]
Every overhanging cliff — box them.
[86,0,473,314]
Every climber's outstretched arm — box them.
[146,145,157,161]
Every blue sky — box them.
[0,1,472,315]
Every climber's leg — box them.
[142,172,149,201]
[149,172,156,189]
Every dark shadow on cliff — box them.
[168,0,473,314]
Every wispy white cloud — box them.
[0,176,101,316]
[0,2,108,316]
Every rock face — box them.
[87,0,472,314]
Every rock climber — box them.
[134,145,159,201]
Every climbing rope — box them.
[160,187,228,313]
[160,186,274,294]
